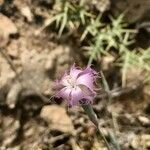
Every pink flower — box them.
[54,64,97,106]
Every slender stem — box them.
[97,126,112,150]
[82,104,112,150]
[88,48,98,66]
[101,72,121,150]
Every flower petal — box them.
[56,87,71,101]
[61,72,71,86]
[53,80,65,91]
[76,67,97,90]
[78,84,96,97]
[76,73,94,89]
[70,64,82,79]
[77,66,97,78]
[69,87,84,106]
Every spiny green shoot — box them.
[42,0,149,85]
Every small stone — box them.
[111,0,150,23]
[0,29,8,47]
[131,134,150,150]
[87,125,97,136]
[40,105,74,133]
[7,49,18,58]
[138,116,150,126]
[0,13,18,37]
[45,54,55,70]
[0,13,18,47]
[24,127,34,138]
[7,40,19,58]
[101,55,115,70]
[2,117,20,146]
[143,85,150,98]
[131,136,140,149]
[0,0,4,5]
[7,145,20,150]
[20,6,33,22]
[92,0,110,13]
[6,83,22,109]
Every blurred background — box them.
[0,0,150,149]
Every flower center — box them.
[66,75,77,88]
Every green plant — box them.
[87,14,136,64]
[42,0,150,85]
[120,48,150,85]
[41,0,92,37]
[80,15,103,41]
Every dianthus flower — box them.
[54,64,97,106]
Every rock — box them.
[91,0,110,13]
[125,67,143,86]
[119,132,136,149]
[0,13,18,47]
[0,43,72,108]
[143,85,150,98]
[0,0,4,5]
[138,116,150,126]
[118,113,136,126]
[23,120,45,139]
[131,134,150,150]
[93,136,107,150]
[6,82,22,109]
[0,13,18,37]
[111,0,150,23]
[0,53,16,88]
[0,29,8,48]
[101,55,115,70]
[7,40,19,58]
[45,45,72,75]
[2,116,20,147]
[20,6,33,22]
[40,105,74,133]
[14,0,33,22]
[7,146,21,150]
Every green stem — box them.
[88,52,95,66]
[82,104,112,150]
[101,72,121,150]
